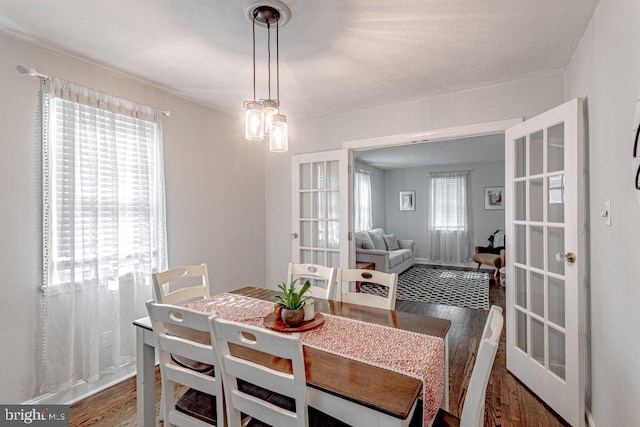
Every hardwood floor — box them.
[70,284,568,426]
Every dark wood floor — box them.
[70,282,568,426]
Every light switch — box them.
[601,200,611,226]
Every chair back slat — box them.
[459,305,504,427]
[146,301,224,427]
[287,263,337,300]
[210,317,308,427]
[153,263,210,304]
[338,268,398,310]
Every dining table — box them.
[134,286,451,427]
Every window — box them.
[429,172,468,231]
[41,78,167,393]
[354,169,372,232]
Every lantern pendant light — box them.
[243,1,290,152]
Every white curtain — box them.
[354,170,372,232]
[426,171,471,263]
[41,78,167,392]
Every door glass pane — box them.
[301,249,312,264]
[300,192,311,218]
[327,251,340,268]
[531,318,545,366]
[326,161,339,189]
[314,251,326,266]
[313,221,326,248]
[313,191,326,219]
[529,178,544,222]
[530,130,544,175]
[548,175,565,223]
[548,123,565,173]
[327,191,339,219]
[530,272,545,317]
[516,267,527,308]
[515,224,526,264]
[300,221,311,247]
[327,221,339,249]
[549,327,566,380]
[515,137,527,178]
[516,309,528,352]
[313,162,325,189]
[548,227,565,276]
[530,226,544,269]
[300,163,311,190]
[548,277,565,327]
[515,181,526,221]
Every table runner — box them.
[186,293,444,426]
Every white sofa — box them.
[355,228,415,274]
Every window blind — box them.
[430,172,468,231]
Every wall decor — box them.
[399,190,416,211]
[484,186,504,210]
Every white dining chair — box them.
[209,317,348,427]
[337,268,398,310]
[153,263,210,304]
[146,301,224,427]
[286,263,338,300]
[421,305,504,427]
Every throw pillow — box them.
[384,234,400,250]
[367,228,387,250]
[355,231,375,249]
[494,230,506,248]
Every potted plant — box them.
[273,279,311,327]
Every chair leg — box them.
[476,263,481,272]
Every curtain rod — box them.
[16,65,171,117]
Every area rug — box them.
[360,266,489,310]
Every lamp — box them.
[243,0,290,152]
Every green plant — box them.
[273,279,311,310]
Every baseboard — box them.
[415,258,430,264]
[586,409,597,427]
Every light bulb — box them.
[244,101,264,141]
[269,114,288,152]
[261,99,279,134]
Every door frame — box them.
[342,118,523,267]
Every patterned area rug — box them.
[360,266,489,310]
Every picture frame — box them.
[485,186,505,210]
[399,190,416,211]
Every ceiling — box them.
[0,0,599,120]
[355,134,505,170]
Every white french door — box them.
[291,150,350,274]
[505,98,585,426]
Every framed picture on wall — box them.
[399,190,416,211]
[485,186,505,210]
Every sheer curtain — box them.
[354,170,372,232]
[426,171,471,263]
[41,78,167,392]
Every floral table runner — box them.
[186,293,444,426]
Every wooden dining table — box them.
[134,286,451,427]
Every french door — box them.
[505,98,585,426]
[291,150,350,275]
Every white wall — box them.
[383,161,505,260]
[564,0,640,424]
[0,33,266,403]
[354,160,385,229]
[266,73,565,285]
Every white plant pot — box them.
[303,299,315,321]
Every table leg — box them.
[442,334,450,412]
[136,327,156,427]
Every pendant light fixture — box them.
[243,0,290,152]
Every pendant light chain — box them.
[267,21,272,100]
[252,17,257,101]
[276,17,280,104]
